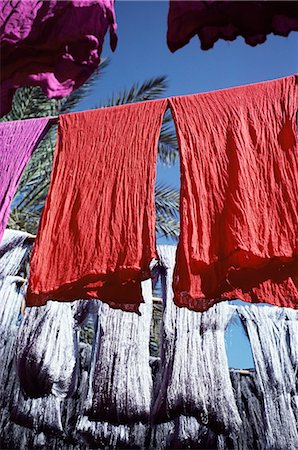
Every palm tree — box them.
[1,59,180,240]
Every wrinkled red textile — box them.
[167,1,298,52]
[170,75,298,311]
[27,99,167,310]
[0,0,117,116]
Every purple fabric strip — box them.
[0,117,50,242]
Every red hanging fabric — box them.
[27,99,167,311]
[170,76,298,311]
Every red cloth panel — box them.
[27,99,167,311]
[170,76,298,311]
[167,1,298,52]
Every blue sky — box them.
[78,1,298,368]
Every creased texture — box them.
[27,99,167,310]
[170,75,298,311]
[16,301,78,398]
[226,370,266,450]
[0,118,50,241]
[152,245,241,435]
[0,0,117,115]
[238,305,298,449]
[85,279,153,423]
[167,1,298,52]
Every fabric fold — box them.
[0,0,117,116]
[27,99,167,310]
[85,279,153,424]
[152,245,241,435]
[238,305,298,449]
[169,75,298,311]
[16,301,78,399]
[0,118,50,242]
[167,1,298,52]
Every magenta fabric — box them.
[167,1,298,52]
[0,118,50,242]
[0,0,117,116]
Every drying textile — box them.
[16,301,78,398]
[152,245,241,435]
[27,99,167,309]
[0,118,50,242]
[167,1,298,52]
[0,0,117,116]
[85,279,153,423]
[0,229,34,277]
[170,75,298,311]
[238,305,298,449]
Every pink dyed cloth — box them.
[167,1,298,52]
[0,0,117,116]
[0,118,50,242]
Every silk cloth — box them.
[0,118,50,242]
[169,76,298,311]
[0,0,117,116]
[27,99,167,310]
[167,1,298,52]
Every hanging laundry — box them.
[10,394,63,436]
[152,245,241,435]
[85,279,153,423]
[16,301,78,398]
[0,119,50,242]
[225,370,266,450]
[170,76,298,311]
[0,229,33,397]
[27,99,167,309]
[150,415,219,450]
[76,341,148,449]
[238,305,298,449]
[167,1,298,52]
[0,0,117,116]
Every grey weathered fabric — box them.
[16,301,78,398]
[85,279,153,423]
[238,305,298,450]
[152,245,241,435]
[0,229,34,278]
[150,415,219,450]
[226,370,266,450]
[76,342,148,449]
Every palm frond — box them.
[155,183,180,240]
[59,58,110,114]
[100,76,168,107]
[155,183,180,218]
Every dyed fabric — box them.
[170,76,298,311]
[27,100,167,309]
[0,118,50,242]
[167,1,298,52]
[0,0,117,116]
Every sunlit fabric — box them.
[170,76,298,311]
[167,1,298,52]
[27,99,167,310]
[0,118,50,242]
[0,0,117,116]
